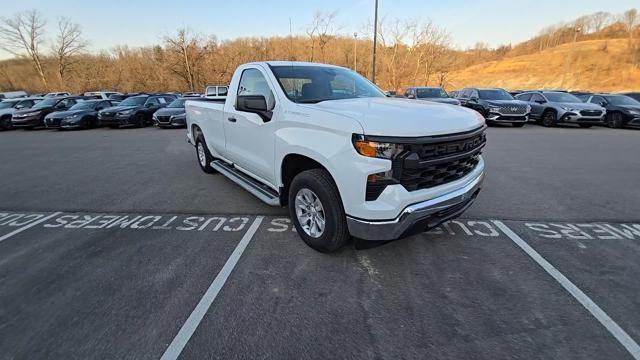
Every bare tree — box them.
[164,28,211,92]
[622,9,638,46]
[0,10,48,88]
[590,12,611,34]
[306,11,340,62]
[52,17,87,87]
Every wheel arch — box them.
[279,153,339,206]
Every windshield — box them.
[32,98,60,108]
[478,89,514,100]
[70,101,97,110]
[167,99,186,108]
[271,65,386,103]
[607,95,640,106]
[0,101,18,109]
[119,96,146,106]
[416,88,449,98]
[109,94,127,101]
[544,92,582,103]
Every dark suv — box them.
[578,94,640,129]
[98,94,176,128]
[11,96,84,129]
[456,88,530,127]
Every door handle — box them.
[227,117,237,122]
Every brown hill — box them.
[447,39,640,92]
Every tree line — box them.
[0,8,638,94]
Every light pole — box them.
[372,0,379,83]
[560,26,581,89]
[353,32,358,72]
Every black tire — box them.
[512,122,525,128]
[288,168,350,253]
[542,110,557,127]
[81,117,90,129]
[607,113,623,129]
[578,124,592,128]
[135,113,146,128]
[195,135,216,174]
[0,116,12,130]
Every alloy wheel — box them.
[294,188,326,238]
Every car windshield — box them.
[109,94,127,101]
[70,101,97,110]
[416,88,449,98]
[544,92,582,103]
[271,65,386,103]
[119,96,146,106]
[607,95,640,106]
[167,99,186,108]
[478,89,514,100]
[32,98,60,108]
[0,101,18,109]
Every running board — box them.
[210,160,281,206]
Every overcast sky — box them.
[1,0,638,60]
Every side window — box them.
[146,97,160,106]
[530,94,544,102]
[577,95,589,102]
[218,87,228,96]
[517,93,532,101]
[238,68,274,103]
[158,97,167,104]
[589,96,603,104]
[470,90,479,99]
[206,87,216,96]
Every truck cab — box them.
[187,61,486,252]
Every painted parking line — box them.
[0,212,62,243]
[160,216,264,360]
[493,220,640,360]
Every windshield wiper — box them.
[296,98,332,104]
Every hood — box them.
[483,100,528,107]
[101,105,139,113]
[0,108,18,116]
[13,106,50,115]
[555,102,602,110]
[618,105,640,112]
[419,98,461,105]
[45,109,93,118]
[155,107,185,116]
[307,97,484,137]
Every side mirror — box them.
[236,95,272,122]
[15,104,25,109]
[599,101,607,107]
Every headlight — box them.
[118,110,133,115]
[352,135,405,159]
[627,110,640,115]
[22,111,40,117]
[64,114,78,119]
[489,107,500,112]
[561,107,579,112]
[171,114,186,120]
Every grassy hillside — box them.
[448,39,640,92]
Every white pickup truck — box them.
[186,61,486,252]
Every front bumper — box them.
[11,116,43,127]
[154,115,186,127]
[558,112,604,124]
[346,170,484,241]
[99,113,133,126]
[486,112,528,123]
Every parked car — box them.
[404,87,461,105]
[456,87,530,127]
[186,61,486,252]
[44,92,70,97]
[578,94,640,129]
[620,92,640,103]
[0,97,42,130]
[106,93,138,106]
[11,96,84,129]
[152,98,188,128]
[98,94,176,128]
[0,91,28,99]
[204,85,228,99]
[516,91,605,128]
[84,91,120,100]
[44,99,112,129]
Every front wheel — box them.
[288,169,350,253]
[135,114,146,128]
[607,113,623,128]
[542,110,557,127]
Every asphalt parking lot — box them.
[1,125,639,359]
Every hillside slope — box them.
[448,39,640,91]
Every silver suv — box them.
[515,91,606,128]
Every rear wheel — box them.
[512,122,525,128]
[288,169,350,253]
[607,113,623,128]
[542,110,557,127]
[195,135,216,174]
[135,113,146,128]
